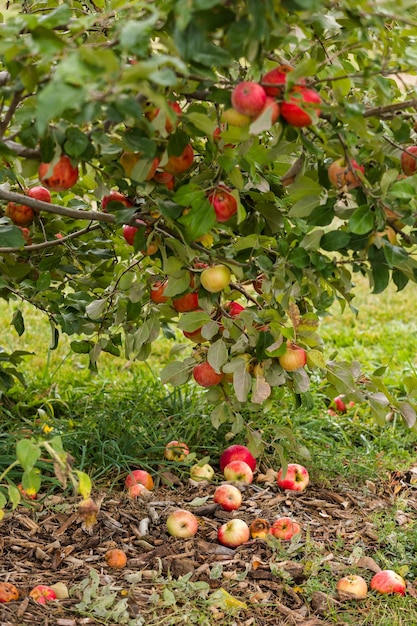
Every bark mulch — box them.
[1,467,416,625]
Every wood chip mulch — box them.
[1,468,416,626]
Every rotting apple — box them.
[190,463,215,482]
[261,64,294,97]
[336,574,368,600]
[400,145,417,176]
[277,463,309,492]
[127,483,151,498]
[193,361,224,387]
[250,518,270,539]
[166,509,198,538]
[370,570,406,596]
[200,264,231,293]
[278,341,307,372]
[269,517,301,540]
[17,483,37,499]
[0,582,19,603]
[164,440,190,462]
[29,585,57,605]
[219,444,256,472]
[280,86,322,127]
[217,518,250,548]
[208,184,238,223]
[163,144,194,175]
[125,469,154,491]
[231,81,267,118]
[38,155,79,191]
[328,158,364,190]
[102,191,133,211]
[213,484,242,511]
[223,460,253,484]
[105,548,127,569]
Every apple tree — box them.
[1,0,417,508]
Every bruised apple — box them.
[38,155,79,190]
[328,158,364,190]
[0,582,19,603]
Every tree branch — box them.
[0,188,115,224]
[2,140,41,159]
[0,224,102,254]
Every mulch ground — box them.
[1,467,416,626]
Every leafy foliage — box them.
[1,0,417,511]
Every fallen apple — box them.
[336,574,368,600]
[105,548,127,569]
[217,518,250,548]
[219,444,256,472]
[276,463,309,492]
[213,484,242,511]
[223,460,254,484]
[370,570,406,596]
[164,440,190,461]
[269,517,301,540]
[125,469,154,491]
[249,518,270,539]
[0,582,19,603]
[29,585,57,605]
[166,509,198,538]
[190,463,215,482]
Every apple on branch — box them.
[261,64,295,97]
[328,158,364,190]
[280,86,322,127]
[193,361,224,387]
[231,81,267,118]
[38,155,79,190]
[208,184,238,223]
[400,145,417,176]
[278,341,307,372]
[200,264,231,293]
[5,186,51,227]
[163,143,194,175]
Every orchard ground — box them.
[1,278,417,625]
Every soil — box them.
[1,467,416,626]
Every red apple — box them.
[269,517,301,540]
[150,280,169,304]
[5,202,35,227]
[164,440,190,462]
[163,144,194,175]
[219,444,256,472]
[280,86,322,127]
[256,96,280,123]
[127,483,150,498]
[223,460,253,484]
[29,585,57,605]
[213,484,242,511]
[208,185,238,223]
[125,469,154,491]
[38,155,79,190]
[249,518,270,539]
[28,186,52,203]
[122,222,158,254]
[183,326,206,343]
[200,264,231,293]
[278,341,307,372]
[190,463,215,482]
[400,145,417,175]
[153,170,175,190]
[231,81,267,118]
[328,158,364,190]
[224,301,245,317]
[277,463,309,492]
[172,291,199,313]
[217,518,250,548]
[102,191,133,211]
[146,101,182,133]
[336,574,368,600]
[17,483,37,500]
[193,361,224,387]
[261,65,294,97]
[370,570,406,596]
[166,509,198,538]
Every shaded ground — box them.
[1,467,416,626]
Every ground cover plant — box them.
[1,0,417,623]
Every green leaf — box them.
[207,339,228,374]
[160,360,192,386]
[64,127,90,158]
[12,310,24,337]
[16,440,41,473]
[36,82,86,134]
[0,225,26,248]
[187,112,217,135]
[320,231,350,251]
[349,205,374,235]
[177,311,212,332]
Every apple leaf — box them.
[160,360,193,386]
[251,376,271,404]
[207,339,228,374]
[178,311,212,332]
[16,440,41,473]
[233,360,252,403]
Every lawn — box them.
[1,276,417,625]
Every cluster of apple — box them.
[0,580,66,605]
[223,65,322,130]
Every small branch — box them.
[2,140,41,159]
[364,99,417,119]
[0,90,24,138]
[0,224,102,254]
[0,188,115,224]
